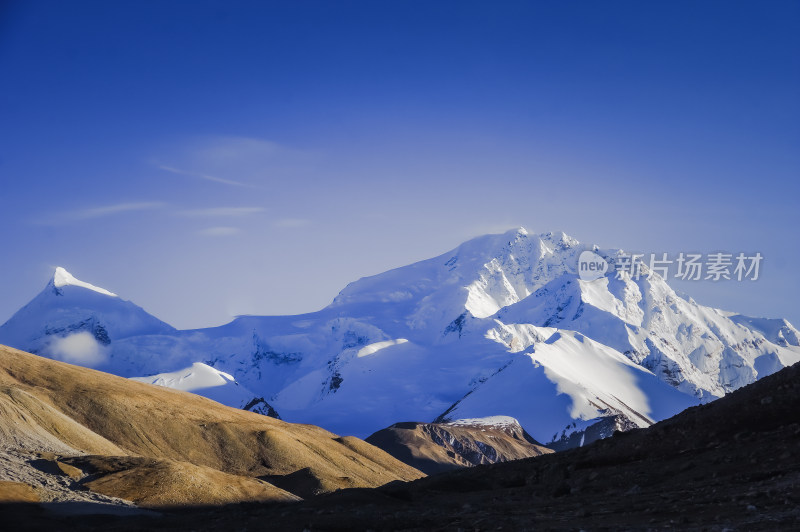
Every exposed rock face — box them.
[366,416,552,474]
[242,397,281,418]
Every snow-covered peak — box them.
[328,228,587,337]
[130,362,235,392]
[52,267,117,297]
[0,267,175,368]
[130,362,280,417]
[540,230,580,248]
[3,228,799,443]
[503,226,528,238]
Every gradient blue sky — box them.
[1,0,798,329]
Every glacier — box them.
[1,228,798,446]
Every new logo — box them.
[578,250,609,281]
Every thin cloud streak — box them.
[181,207,266,217]
[197,226,241,237]
[74,202,167,219]
[158,165,250,188]
[35,201,167,225]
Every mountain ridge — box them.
[1,228,798,448]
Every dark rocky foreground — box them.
[3,362,799,531]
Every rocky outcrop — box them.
[366,416,552,475]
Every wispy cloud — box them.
[73,202,166,219]
[273,218,312,228]
[158,165,250,187]
[180,206,266,217]
[36,201,166,225]
[197,226,241,237]
[153,136,314,189]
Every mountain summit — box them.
[331,227,584,335]
[0,267,174,368]
[51,267,118,297]
[2,230,798,447]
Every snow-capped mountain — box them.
[2,228,798,446]
[129,362,280,418]
[493,262,800,400]
[329,230,584,335]
[0,267,175,368]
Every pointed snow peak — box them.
[501,226,530,244]
[52,267,118,297]
[540,230,580,248]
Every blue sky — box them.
[1,0,798,329]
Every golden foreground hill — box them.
[0,344,423,508]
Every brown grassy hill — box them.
[366,418,553,474]
[0,344,423,506]
[0,481,40,503]
[27,362,795,530]
[59,455,301,507]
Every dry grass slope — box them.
[0,480,40,503]
[0,344,423,505]
[61,456,300,507]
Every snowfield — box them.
[2,227,798,446]
[128,362,271,415]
